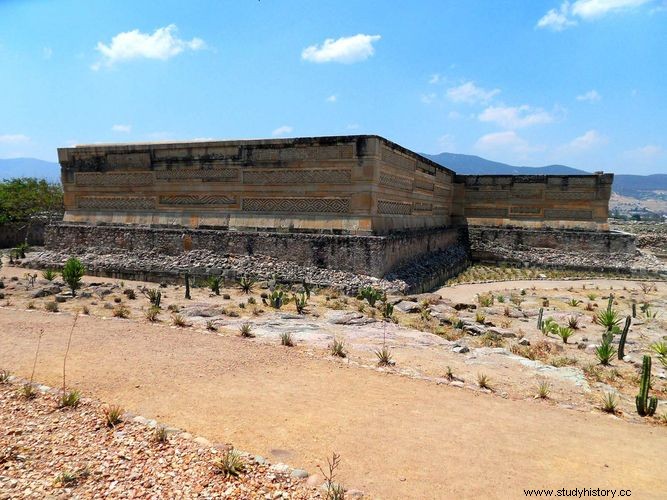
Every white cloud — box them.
[624,144,663,160]
[537,0,653,30]
[326,94,337,103]
[93,24,205,69]
[112,124,132,133]
[478,105,554,129]
[474,131,539,156]
[0,134,29,144]
[43,47,53,59]
[272,125,293,137]
[346,123,360,130]
[448,111,462,120]
[301,34,381,63]
[429,73,442,84]
[572,0,652,19]
[446,81,500,105]
[420,92,437,104]
[576,89,602,102]
[537,2,578,30]
[437,134,456,151]
[565,129,608,151]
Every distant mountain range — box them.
[424,152,667,199]
[0,158,60,182]
[1,154,665,198]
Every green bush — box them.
[62,257,85,296]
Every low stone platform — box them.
[467,226,664,275]
[43,223,470,292]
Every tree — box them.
[0,177,63,244]
[61,258,85,296]
[0,178,63,222]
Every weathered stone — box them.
[31,285,61,298]
[394,301,421,313]
[452,345,470,354]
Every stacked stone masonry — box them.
[51,135,629,283]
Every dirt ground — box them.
[1,269,667,498]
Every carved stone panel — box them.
[242,198,350,213]
[76,172,154,187]
[159,195,236,206]
[243,169,351,185]
[155,168,239,182]
[77,196,155,210]
[377,200,412,215]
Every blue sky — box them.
[0,0,665,174]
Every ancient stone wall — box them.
[58,135,455,235]
[45,223,464,278]
[454,174,612,230]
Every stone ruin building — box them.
[47,135,635,291]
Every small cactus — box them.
[632,302,636,318]
[269,289,285,309]
[636,355,658,417]
[184,271,191,300]
[618,316,631,360]
[537,307,544,330]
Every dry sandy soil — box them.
[1,263,667,499]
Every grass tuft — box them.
[213,448,246,477]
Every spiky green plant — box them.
[0,369,10,384]
[239,322,254,338]
[375,345,393,366]
[330,338,346,358]
[601,392,618,414]
[208,276,221,295]
[213,448,245,477]
[649,341,667,358]
[595,340,617,366]
[567,315,580,329]
[145,306,160,322]
[62,257,85,296]
[153,425,169,444]
[636,355,658,417]
[595,309,621,331]
[142,288,162,308]
[567,298,582,307]
[280,332,294,347]
[171,313,188,327]
[557,326,574,344]
[103,405,123,427]
[477,372,491,390]
[475,311,486,324]
[238,276,255,294]
[536,380,551,399]
[42,268,57,281]
[59,389,81,408]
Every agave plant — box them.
[595,309,622,332]
[238,276,255,294]
[557,326,574,344]
[595,340,617,366]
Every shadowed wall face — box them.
[58,135,454,235]
[453,174,613,231]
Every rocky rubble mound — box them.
[23,248,409,295]
[473,239,666,275]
